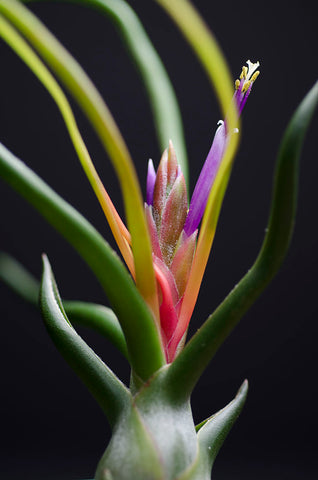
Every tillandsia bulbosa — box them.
[0,0,317,479]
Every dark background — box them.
[0,0,318,478]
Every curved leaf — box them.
[64,301,128,359]
[0,252,129,358]
[0,13,133,272]
[0,0,160,322]
[39,254,130,427]
[196,380,248,462]
[177,381,248,480]
[0,251,39,305]
[0,142,165,379]
[25,0,189,183]
[167,81,318,399]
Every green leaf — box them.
[166,81,318,400]
[40,254,130,427]
[177,381,248,480]
[25,0,189,184]
[64,301,128,359]
[155,0,237,133]
[0,0,160,321]
[95,403,165,480]
[196,380,248,461]
[0,11,134,271]
[0,252,129,358]
[0,142,165,379]
[95,366,198,480]
[0,251,39,305]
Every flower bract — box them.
[98,60,260,362]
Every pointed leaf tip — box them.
[176,381,248,480]
[39,255,130,426]
[197,380,248,467]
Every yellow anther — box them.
[251,71,260,82]
[235,79,240,90]
[242,80,251,93]
[240,66,248,79]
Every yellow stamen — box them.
[240,66,248,79]
[251,71,260,82]
[238,60,260,92]
[242,80,251,93]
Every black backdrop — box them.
[0,0,318,479]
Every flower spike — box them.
[145,142,193,360]
[167,61,259,357]
[142,60,260,361]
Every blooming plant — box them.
[0,0,317,479]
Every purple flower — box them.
[144,60,260,361]
[184,60,260,237]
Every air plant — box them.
[0,0,317,479]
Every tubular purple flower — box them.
[184,60,260,237]
[184,121,227,236]
[234,60,260,113]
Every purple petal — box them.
[146,158,156,205]
[184,122,227,235]
[239,82,253,113]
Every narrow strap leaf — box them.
[0,12,134,273]
[40,254,130,427]
[0,252,129,358]
[155,0,236,126]
[0,251,39,305]
[0,0,160,322]
[0,142,165,379]
[167,82,318,400]
[25,0,189,184]
[64,301,129,359]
